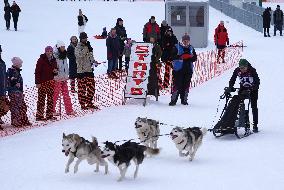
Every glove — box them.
[224,87,234,94]
[180,53,193,60]
[93,61,99,67]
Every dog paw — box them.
[74,168,78,174]
[65,168,69,173]
[94,169,99,173]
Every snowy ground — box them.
[1,1,284,190]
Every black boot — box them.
[253,124,259,133]
[181,101,188,105]
[264,33,267,37]
[169,101,176,106]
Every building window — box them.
[171,6,186,26]
[189,6,204,27]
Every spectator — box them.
[228,59,260,133]
[273,5,283,36]
[147,37,162,99]
[143,16,160,43]
[160,20,171,45]
[10,1,21,31]
[161,27,178,88]
[67,36,78,93]
[6,57,31,127]
[169,34,197,106]
[78,9,88,35]
[75,32,98,110]
[53,41,75,116]
[114,18,127,71]
[0,45,9,128]
[214,21,229,63]
[122,38,132,73]
[262,7,271,37]
[106,28,120,79]
[4,2,11,30]
[35,46,58,121]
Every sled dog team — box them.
[62,117,207,181]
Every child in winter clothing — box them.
[53,41,75,116]
[6,57,31,127]
[122,38,132,72]
[101,27,107,38]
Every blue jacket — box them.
[0,58,6,96]
[172,43,197,72]
[7,66,23,93]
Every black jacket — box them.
[229,64,260,91]
[78,15,88,26]
[67,43,77,79]
[114,24,127,52]
[10,4,21,18]
[106,34,120,60]
[262,8,271,28]
[161,34,178,62]
[4,5,11,20]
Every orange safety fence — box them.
[0,41,243,138]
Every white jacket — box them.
[53,49,69,81]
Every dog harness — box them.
[71,137,93,156]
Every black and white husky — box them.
[101,141,160,181]
[62,133,108,174]
[135,117,160,149]
[170,127,207,161]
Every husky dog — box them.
[135,117,160,149]
[170,127,207,161]
[62,133,108,174]
[101,140,159,181]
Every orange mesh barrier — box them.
[0,41,243,138]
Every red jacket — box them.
[214,24,229,46]
[35,54,57,84]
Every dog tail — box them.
[91,136,98,147]
[201,127,207,136]
[145,147,160,156]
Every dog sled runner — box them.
[209,87,252,139]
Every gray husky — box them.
[170,127,207,161]
[135,117,160,149]
[62,133,108,174]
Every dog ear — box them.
[63,133,66,138]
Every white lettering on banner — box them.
[125,42,153,98]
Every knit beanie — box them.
[239,59,249,67]
[182,34,190,41]
[45,46,53,53]
[11,57,23,68]
[162,20,167,26]
[56,40,65,48]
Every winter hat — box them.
[79,32,88,40]
[277,5,280,8]
[117,18,123,22]
[239,59,249,67]
[150,16,155,19]
[162,20,167,26]
[11,57,23,68]
[56,40,65,48]
[182,34,190,41]
[45,46,53,53]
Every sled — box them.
[209,87,252,139]
[94,35,107,39]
